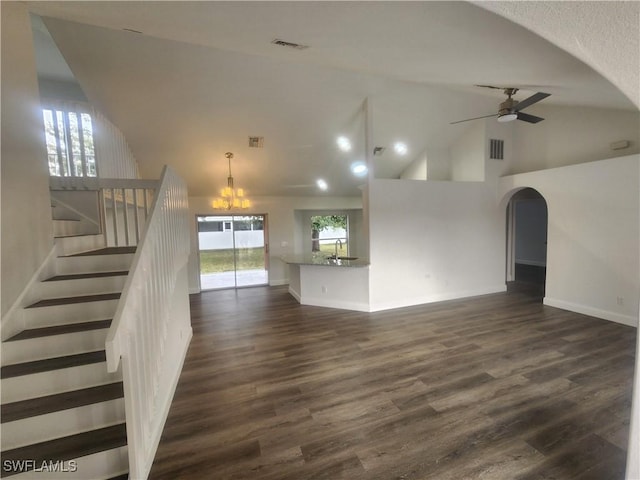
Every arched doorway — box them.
[505,188,548,299]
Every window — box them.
[311,215,348,254]
[43,103,96,177]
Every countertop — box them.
[280,254,370,268]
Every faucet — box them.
[334,239,343,259]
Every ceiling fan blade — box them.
[450,113,498,125]
[514,92,551,111]
[517,112,545,123]
[474,84,503,90]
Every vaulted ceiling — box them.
[27,1,636,197]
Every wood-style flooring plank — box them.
[149,287,635,480]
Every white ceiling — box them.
[27,1,636,197]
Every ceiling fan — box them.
[451,87,551,125]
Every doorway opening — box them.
[506,188,548,299]
[197,214,269,290]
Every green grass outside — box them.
[317,242,348,255]
[200,243,349,274]
[200,248,265,273]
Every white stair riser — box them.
[53,220,82,237]
[2,329,109,366]
[2,399,125,450]
[56,254,134,275]
[24,300,119,328]
[36,276,127,299]
[1,362,121,404]
[8,446,128,480]
[55,235,105,257]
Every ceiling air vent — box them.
[271,39,309,50]
[489,139,504,160]
[248,136,264,148]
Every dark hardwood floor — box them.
[149,286,636,480]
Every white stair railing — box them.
[105,166,192,479]
[49,177,157,247]
[101,183,156,247]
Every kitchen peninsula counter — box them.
[280,255,370,311]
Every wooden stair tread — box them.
[1,423,127,476]
[6,320,112,341]
[26,292,121,308]
[45,271,129,282]
[1,351,106,379]
[67,247,136,257]
[1,382,124,423]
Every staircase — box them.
[50,194,101,238]
[1,241,135,479]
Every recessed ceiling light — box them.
[316,179,328,191]
[350,162,368,177]
[337,136,352,152]
[394,142,408,155]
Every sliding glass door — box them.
[197,214,268,290]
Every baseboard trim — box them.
[299,296,370,312]
[269,278,289,286]
[369,285,507,313]
[543,297,638,327]
[288,286,302,303]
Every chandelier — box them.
[212,152,250,210]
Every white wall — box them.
[187,195,362,293]
[508,105,640,175]
[426,147,451,180]
[400,151,427,180]
[368,178,505,311]
[1,2,54,318]
[450,121,485,181]
[499,155,639,326]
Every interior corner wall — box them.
[425,147,451,181]
[450,121,486,181]
[368,179,505,311]
[400,151,427,180]
[499,155,640,326]
[1,2,54,318]
[186,195,363,294]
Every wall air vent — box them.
[489,139,504,160]
[271,39,309,50]
[248,136,264,148]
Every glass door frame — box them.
[196,213,269,291]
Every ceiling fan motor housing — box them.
[499,97,518,116]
